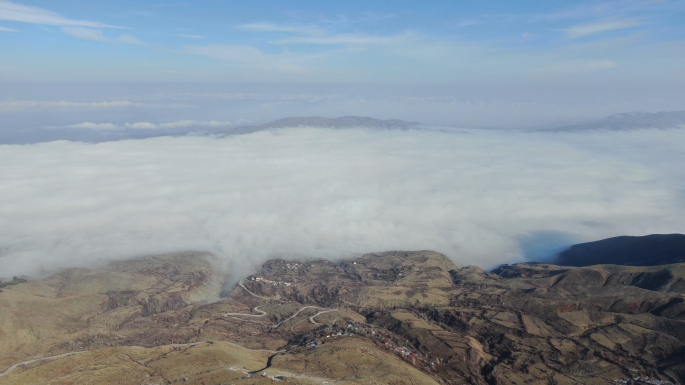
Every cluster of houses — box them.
[305,324,358,348]
[246,276,293,287]
[294,320,428,372]
[298,320,431,373]
[613,377,674,385]
[393,346,418,360]
[380,339,418,363]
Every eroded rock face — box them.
[1,250,684,385]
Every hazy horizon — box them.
[2,0,685,130]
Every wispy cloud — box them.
[66,122,119,130]
[273,32,417,46]
[0,25,17,31]
[237,22,323,35]
[125,120,233,129]
[564,19,642,38]
[64,120,233,130]
[62,27,109,42]
[0,0,119,28]
[117,34,145,45]
[239,21,416,47]
[174,34,205,39]
[62,27,145,45]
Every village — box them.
[295,320,437,373]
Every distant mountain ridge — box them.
[555,234,685,266]
[0,116,423,144]
[224,116,422,135]
[546,110,685,132]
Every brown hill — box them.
[1,250,684,384]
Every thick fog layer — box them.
[1,127,684,279]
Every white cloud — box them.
[564,19,642,38]
[1,127,684,279]
[237,22,323,35]
[174,34,204,39]
[0,25,17,32]
[125,122,157,130]
[61,120,234,130]
[155,120,232,129]
[117,34,145,45]
[0,100,135,110]
[124,120,233,129]
[0,0,118,28]
[62,27,109,42]
[0,2,142,45]
[66,122,119,130]
[62,27,145,45]
[273,32,417,46]
[237,21,415,47]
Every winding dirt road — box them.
[276,306,337,328]
[238,279,280,301]
[224,306,267,318]
[0,340,285,379]
[309,309,338,325]
[0,351,86,377]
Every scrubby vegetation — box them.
[0,276,26,292]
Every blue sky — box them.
[1,0,684,85]
[1,1,684,130]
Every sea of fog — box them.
[1,127,684,279]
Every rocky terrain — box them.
[1,248,684,384]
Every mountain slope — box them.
[547,110,685,132]
[224,116,422,135]
[2,250,684,384]
[555,234,685,267]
